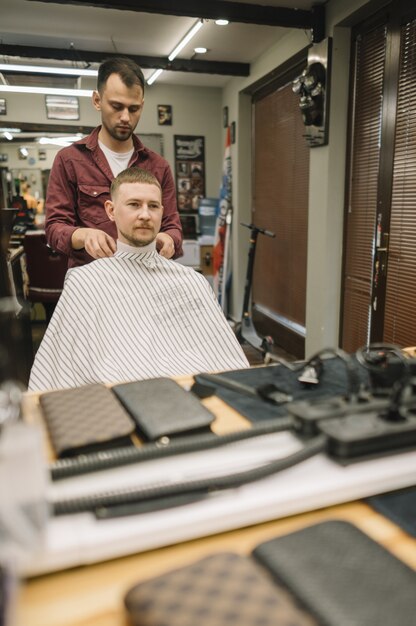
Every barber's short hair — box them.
[110,167,162,198]
[97,57,145,94]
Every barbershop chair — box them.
[10,195,35,242]
[23,231,67,323]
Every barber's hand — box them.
[156,233,175,259]
[71,228,117,259]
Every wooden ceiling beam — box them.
[27,0,315,29]
[0,44,250,76]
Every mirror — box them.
[0,123,164,211]
[0,121,94,143]
[0,122,94,213]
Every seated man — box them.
[29,168,249,391]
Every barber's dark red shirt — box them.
[45,126,183,267]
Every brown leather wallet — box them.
[124,521,416,626]
[39,383,135,457]
[124,552,317,626]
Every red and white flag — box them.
[213,126,232,313]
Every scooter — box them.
[237,222,275,356]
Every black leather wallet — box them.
[111,378,215,441]
[367,486,416,537]
[253,520,416,626]
[39,384,135,458]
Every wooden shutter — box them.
[341,24,387,352]
[383,16,416,344]
[252,80,309,357]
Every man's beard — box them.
[119,227,155,248]
[106,122,133,142]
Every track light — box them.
[38,135,83,147]
[3,18,211,90]
[0,85,93,97]
[168,19,204,61]
[0,63,97,77]
[147,69,164,86]
[147,19,205,85]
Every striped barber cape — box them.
[29,247,249,391]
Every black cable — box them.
[50,416,293,481]
[355,343,404,371]
[317,347,362,401]
[194,372,265,400]
[266,347,361,401]
[52,434,327,516]
[356,343,411,420]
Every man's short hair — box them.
[110,167,162,199]
[98,57,145,95]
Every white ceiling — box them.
[0,0,324,87]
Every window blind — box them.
[252,81,309,357]
[383,16,416,345]
[341,24,387,352]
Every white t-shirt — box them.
[98,141,134,177]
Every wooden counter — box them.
[17,381,416,626]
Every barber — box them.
[45,57,182,267]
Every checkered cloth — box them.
[124,552,317,626]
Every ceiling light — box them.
[215,19,229,26]
[147,69,164,86]
[38,135,83,146]
[3,132,13,141]
[0,127,21,133]
[19,147,29,157]
[147,19,204,86]
[0,85,93,97]
[194,47,207,54]
[0,63,97,77]
[168,19,204,61]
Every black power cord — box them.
[50,416,293,481]
[50,344,416,516]
[356,344,411,419]
[52,434,327,516]
[266,347,362,401]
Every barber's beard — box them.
[106,121,134,142]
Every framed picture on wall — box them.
[177,161,189,177]
[45,95,80,120]
[0,99,6,115]
[223,106,228,128]
[231,121,236,144]
[157,104,172,125]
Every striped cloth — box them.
[29,245,249,391]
